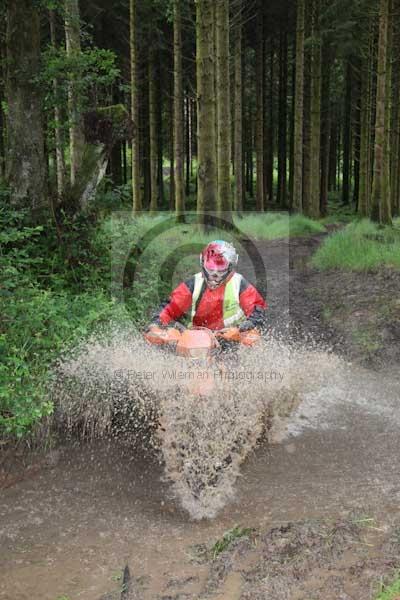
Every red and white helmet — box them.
[200,240,239,288]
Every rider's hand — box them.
[170,321,186,332]
[145,321,165,332]
[238,320,256,332]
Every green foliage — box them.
[38,44,120,147]
[0,195,118,438]
[212,525,255,558]
[312,219,400,271]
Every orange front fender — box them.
[144,326,182,346]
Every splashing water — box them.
[51,324,343,519]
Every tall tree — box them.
[302,0,312,214]
[308,0,322,218]
[65,0,85,186]
[390,0,400,216]
[341,59,353,205]
[49,9,66,198]
[149,45,159,211]
[5,0,46,209]
[255,0,265,210]
[130,0,142,212]
[358,20,374,216]
[196,0,217,222]
[234,5,244,212]
[277,9,288,208]
[293,0,305,212]
[371,0,392,224]
[320,43,333,216]
[0,13,6,180]
[173,0,185,220]
[216,0,232,218]
[266,37,275,205]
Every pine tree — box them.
[196,0,217,222]
[371,0,392,224]
[173,0,185,220]
[216,0,232,219]
[130,0,142,213]
[65,0,85,186]
[234,4,244,213]
[293,0,305,212]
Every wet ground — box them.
[1,232,400,599]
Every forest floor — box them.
[1,231,400,600]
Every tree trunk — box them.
[320,43,332,216]
[216,0,232,219]
[263,29,269,206]
[149,46,159,212]
[0,19,6,179]
[277,15,288,209]
[49,9,66,199]
[157,67,164,207]
[308,0,321,219]
[130,0,142,212]
[141,70,151,209]
[65,0,85,187]
[293,0,305,212]
[390,1,400,216]
[196,0,217,222]
[185,94,191,197]
[5,0,46,210]
[358,40,373,216]
[328,118,337,192]
[341,59,353,205]
[266,38,275,205]
[213,2,219,190]
[302,0,312,214]
[352,57,362,209]
[174,0,185,220]
[371,0,392,224]
[255,0,264,211]
[288,42,296,210]
[169,82,175,210]
[123,140,128,184]
[234,10,244,213]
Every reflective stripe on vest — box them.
[191,272,245,327]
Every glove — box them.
[239,319,257,332]
[145,320,166,332]
[169,320,186,332]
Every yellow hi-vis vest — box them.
[190,272,246,328]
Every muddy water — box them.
[2,237,400,599]
[2,351,400,599]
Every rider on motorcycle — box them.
[149,240,267,333]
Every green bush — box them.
[0,199,119,437]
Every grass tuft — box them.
[212,525,255,558]
[374,572,400,600]
[234,212,326,240]
[312,218,400,271]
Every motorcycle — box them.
[144,324,265,519]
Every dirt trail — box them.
[1,233,400,600]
